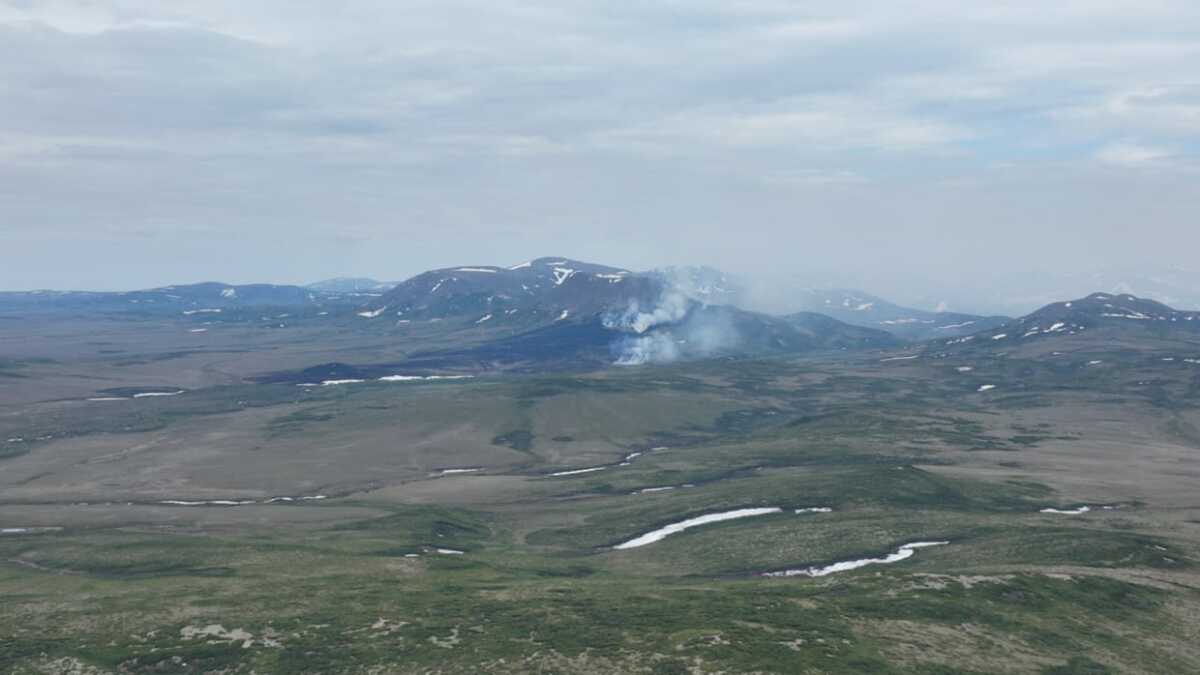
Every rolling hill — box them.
[931,292,1200,356]
[0,282,355,316]
[791,288,1009,340]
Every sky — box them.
[1,1,1199,312]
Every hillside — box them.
[0,282,356,316]
[305,277,396,293]
[792,288,1008,340]
[927,292,1200,363]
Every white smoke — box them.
[602,291,690,334]
[604,288,741,365]
[612,332,682,365]
[652,266,741,306]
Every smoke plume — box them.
[603,286,741,365]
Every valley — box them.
[2,274,1200,673]
[6,2,1197,671]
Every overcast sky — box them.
[2,1,1198,311]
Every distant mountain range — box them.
[934,292,1200,355]
[7,259,1194,370]
[943,267,1200,316]
[369,257,653,325]
[345,258,897,367]
[0,282,350,315]
[789,288,1009,340]
[305,277,396,293]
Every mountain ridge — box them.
[933,292,1200,354]
[789,288,1009,340]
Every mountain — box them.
[1,258,902,371]
[340,302,900,373]
[306,277,396,293]
[934,292,1200,353]
[791,288,1009,340]
[952,267,1200,316]
[307,257,901,371]
[648,266,741,306]
[783,312,908,348]
[359,257,657,327]
[0,282,353,315]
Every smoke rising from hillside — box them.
[603,291,689,335]
[603,286,741,365]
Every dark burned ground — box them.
[2,320,1200,673]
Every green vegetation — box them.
[3,329,1200,673]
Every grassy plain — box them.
[2,316,1200,673]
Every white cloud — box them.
[596,96,973,154]
[0,1,1198,291]
[1094,140,1172,167]
[1052,85,1200,138]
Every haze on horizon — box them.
[2,1,1198,314]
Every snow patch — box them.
[618,451,642,466]
[935,321,977,331]
[378,374,473,382]
[1040,506,1091,515]
[551,267,576,285]
[161,499,256,506]
[1,527,62,535]
[614,507,782,550]
[764,541,948,577]
[161,495,326,507]
[548,466,607,477]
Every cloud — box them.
[1094,140,1173,167]
[0,1,1198,293]
[650,101,973,151]
[1052,85,1200,138]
